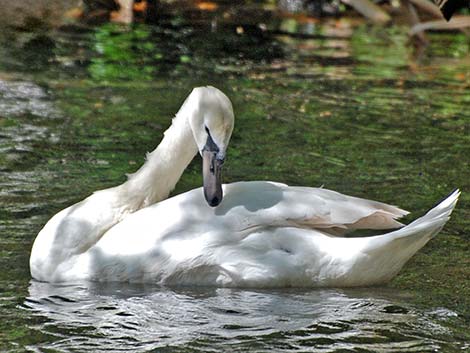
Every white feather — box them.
[30,87,459,287]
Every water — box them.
[1,4,470,352]
[18,283,467,352]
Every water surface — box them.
[0,8,469,352]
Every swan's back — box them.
[50,181,459,287]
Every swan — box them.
[30,86,460,287]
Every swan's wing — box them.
[219,182,409,235]
[84,183,456,286]
[291,186,409,233]
[86,181,408,282]
[94,181,409,253]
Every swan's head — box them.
[186,86,234,207]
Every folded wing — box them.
[219,182,409,235]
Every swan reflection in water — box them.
[25,281,464,352]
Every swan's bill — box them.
[202,149,223,207]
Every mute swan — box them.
[30,86,459,287]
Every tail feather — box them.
[391,189,460,241]
[365,188,459,261]
[423,189,460,221]
[346,189,461,286]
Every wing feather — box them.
[220,182,409,235]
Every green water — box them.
[0,8,469,352]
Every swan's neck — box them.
[119,110,198,210]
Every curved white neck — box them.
[119,105,199,210]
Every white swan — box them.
[30,86,459,287]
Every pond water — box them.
[0,5,469,352]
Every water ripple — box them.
[0,79,60,118]
[20,282,468,352]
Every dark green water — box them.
[0,8,469,352]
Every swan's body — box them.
[30,86,459,287]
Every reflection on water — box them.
[24,281,466,352]
[0,80,59,118]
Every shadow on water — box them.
[23,281,469,352]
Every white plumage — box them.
[30,87,459,287]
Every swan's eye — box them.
[202,125,220,156]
